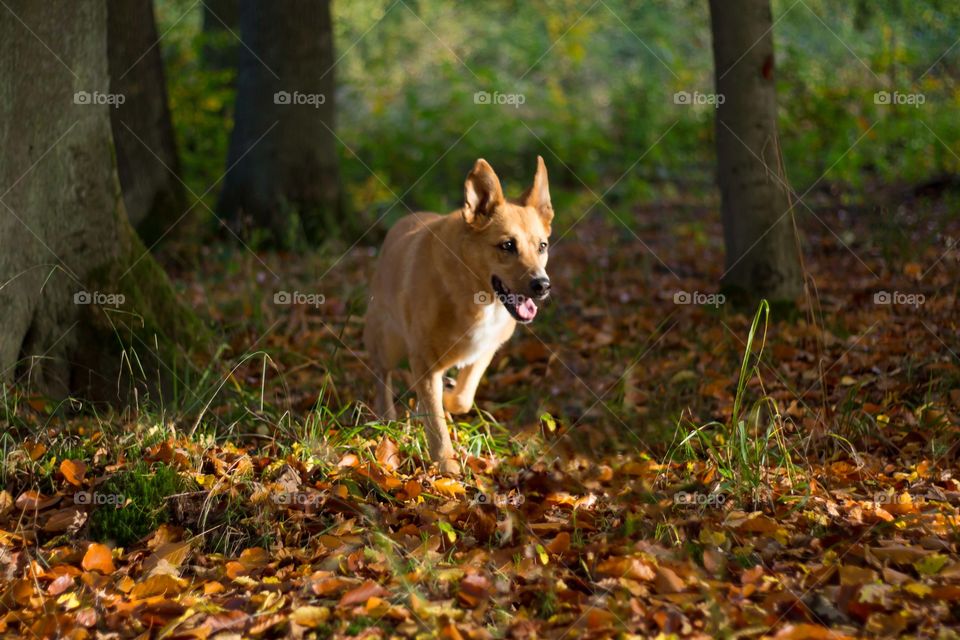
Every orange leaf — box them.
[433,477,466,497]
[60,460,86,486]
[82,543,115,574]
[338,580,387,608]
[402,479,422,500]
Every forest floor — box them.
[2,189,960,638]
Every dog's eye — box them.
[538,242,548,254]
[499,239,517,253]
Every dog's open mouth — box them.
[491,275,538,323]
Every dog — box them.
[364,157,553,475]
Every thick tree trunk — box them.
[202,0,239,71]
[0,0,205,402]
[107,0,187,247]
[709,0,801,304]
[217,0,341,246]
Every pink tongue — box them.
[517,297,538,321]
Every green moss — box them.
[88,461,185,546]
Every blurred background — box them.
[159,0,960,232]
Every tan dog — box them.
[364,157,553,475]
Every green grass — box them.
[667,300,799,501]
[88,461,186,546]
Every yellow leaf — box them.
[536,544,549,565]
[57,591,81,610]
[292,605,330,628]
[433,478,465,497]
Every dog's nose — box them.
[530,277,551,297]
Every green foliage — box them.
[88,462,185,546]
[155,0,960,239]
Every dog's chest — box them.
[455,304,512,367]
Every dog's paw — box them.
[438,457,462,477]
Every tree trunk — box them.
[217,0,341,247]
[709,0,801,304]
[0,0,205,402]
[202,0,239,71]
[107,0,187,247]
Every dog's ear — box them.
[463,158,504,227]
[522,155,554,229]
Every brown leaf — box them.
[47,574,74,595]
[81,543,115,574]
[60,459,86,486]
[375,436,400,471]
[458,574,490,607]
[654,565,685,594]
[546,531,571,555]
[142,540,192,574]
[15,490,59,511]
[42,507,85,533]
[338,580,387,608]
[130,574,185,599]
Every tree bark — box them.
[217,0,341,247]
[202,0,239,71]
[107,0,187,247]
[709,0,801,304]
[0,0,205,402]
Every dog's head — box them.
[461,156,553,324]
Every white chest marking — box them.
[456,303,511,367]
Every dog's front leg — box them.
[416,367,461,476]
[443,349,496,415]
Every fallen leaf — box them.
[291,605,330,628]
[82,543,115,574]
[60,459,86,486]
[339,580,387,608]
